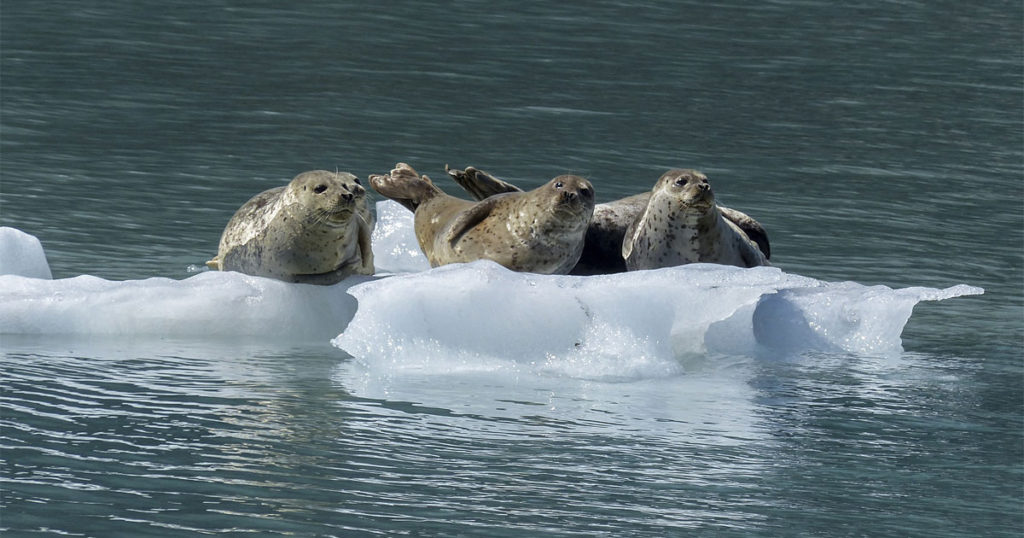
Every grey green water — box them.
[1,1,1021,536]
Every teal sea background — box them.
[1,1,1022,536]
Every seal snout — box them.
[551,175,595,206]
[340,184,364,202]
[562,185,593,204]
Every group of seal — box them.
[208,163,769,284]
[444,165,770,274]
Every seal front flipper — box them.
[355,211,375,275]
[620,205,649,264]
[718,205,770,260]
[446,165,522,201]
[443,195,505,247]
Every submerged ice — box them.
[0,202,983,372]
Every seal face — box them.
[446,165,770,274]
[207,170,375,284]
[370,163,594,274]
[622,169,769,270]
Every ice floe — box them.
[1,201,983,364]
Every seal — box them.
[370,163,594,274]
[206,170,374,284]
[622,169,769,270]
[446,165,770,274]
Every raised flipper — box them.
[718,205,770,260]
[369,163,442,212]
[446,165,523,201]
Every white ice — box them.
[0,227,52,279]
[1,201,983,372]
[332,258,982,381]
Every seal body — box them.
[622,169,769,270]
[370,163,594,274]
[572,193,650,275]
[207,170,375,284]
[446,166,770,274]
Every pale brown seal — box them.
[206,170,374,284]
[445,165,770,274]
[369,163,594,274]
[622,169,769,269]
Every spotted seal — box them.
[622,169,769,269]
[446,165,770,274]
[206,170,374,284]
[369,163,594,274]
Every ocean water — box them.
[1,1,1022,536]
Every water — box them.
[1,1,1021,536]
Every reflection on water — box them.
[1,0,1020,535]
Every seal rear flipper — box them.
[739,239,770,268]
[369,163,441,213]
[290,267,354,286]
[718,205,771,260]
[444,196,503,247]
[446,165,523,201]
[205,257,222,270]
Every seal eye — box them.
[353,177,361,185]
[314,184,328,194]
[554,181,564,189]
[674,178,687,187]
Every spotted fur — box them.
[370,163,594,274]
[622,169,768,270]
[207,170,374,284]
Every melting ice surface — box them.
[0,203,983,370]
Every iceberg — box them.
[331,260,982,379]
[0,201,983,364]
